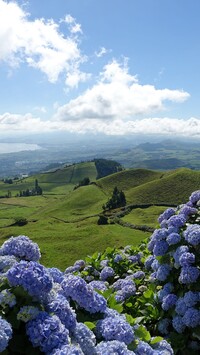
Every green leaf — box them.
[134,325,151,342]
[84,321,96,330]
[133,316,145,324]
[108,295,123,313]
[143,289,153,299]
[150,336,163,345]
[102,288,113,299]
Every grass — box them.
[0,164,199,270]
[97,168,163,194]
[122,206,170,228]
[126,168,200,205]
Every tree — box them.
[103,187,126,210]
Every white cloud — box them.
[0,0,85,85]
[33,106,47,113]
[63,14,82,34]
[1,112,200,138]
[54,59,190,121]
[95,47,110,57]
[65,67,91,88]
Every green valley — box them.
[0,161,199,270]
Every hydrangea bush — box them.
[0,190,200,354]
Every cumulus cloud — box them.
[1,112,200,138]
[54,59,190,121]
[0,0,86,85]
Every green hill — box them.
[97,168,164,194]
[0,164,199,269]
[126,168,200,205]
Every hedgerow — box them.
[0,190,200,354]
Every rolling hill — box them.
[0,162,199,269]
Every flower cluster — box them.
[61,274,107,313]
[0,316,12,352]
[0,235,41,261]
[147,189,200,350]
[26,311,70,353]
[7,260,53,298]
[1,190,200,354]
[96,315,134,344]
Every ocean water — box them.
[0,143,41,154]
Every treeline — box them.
[94,159,123,179]
[17,179,42,197]
[0,179,42,199]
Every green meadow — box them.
[0,162,199,270]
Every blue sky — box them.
[0,0,200,138]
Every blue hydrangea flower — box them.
[51,344,84,354]
[65,265,80,274]
[0,316,12,352]
[95,340,134,354]
[179,205,197,218]
[113,276,136,296]
[172,315,186,333]
[61,275,107,313]
[132,271,145,279]
[151,258,159,271]
[17,306,40,322]
[175,297,188,316]
[183,291,199,307]
[156,264,171,281]
[148,228,169,252]
[157,282,174,302]
[48,267,64,284]
[1,235,41,261]
[89,280,108,292]
[189,190,200,204]
[179,252,195,266]
[114,254,123,263]
[144,255,154,270]
[71,322,96,355]
[173,245,189,267]
[158,208,175,223]
[135,341,154,354]
[100,266,115,281]
[7,260,53,297]
[166,232,181,246]
[74,259,86,268]
[100,259,109,267]
[0,255,17,273]
[0,289,16,308]
[153,240,169,256]
[96,316,134,345]
[182,308,200,328]
[152,339,173,354]
[46,294,77,331]
[161,294,177,311]
[26,311,69,353]
[178,266,200,284]
[167,215,186,229]
[128,255,140,264]
[183,224,200,246]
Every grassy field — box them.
[0,163,199,270]
[122,206,170,228]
